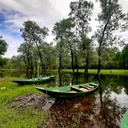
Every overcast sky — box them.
[0,0,128,58]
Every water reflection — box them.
[49,94,98,128]
[49,91,123,127]
[47,74,128,128]
[111,88,128,107]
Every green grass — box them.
[0,78,49,128]
[0,107,48,128]
[62,69,128,76]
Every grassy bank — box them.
[0,78,50,128]
[62,69,128,76]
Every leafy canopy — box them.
[0,36,8,55]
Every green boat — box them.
[121,109,128,128]
[12,75,55,85]
[36,82,99,99]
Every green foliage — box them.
[120,44,128,69]
[0,36,8,56]
[95,0,126,75]
[53,18,74,41]
[100,47,119,69]
[69,0,93,33]
[114,52,122,68]
[0,57,25,70]
[19,20,57,73]
[69,0,94,74]
[0,36,8,67]
[0,57,8,67]
[53,18,74,71]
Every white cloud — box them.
[1,34,23,58]
[119,0,128,13]
[111,88,128,107]
[0,0,73,28]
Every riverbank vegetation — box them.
[0,77,51,128]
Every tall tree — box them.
[61,18,75,73]
[20,20,49,73]
[0,36,8,56]
[18,43,34,76]
[95,0,126,76]
[53,19,71,73]
[69,0,94,76]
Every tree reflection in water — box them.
[46,76,127,128]
[99,78,121,128]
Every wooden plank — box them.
[79,88,89,92]
[71,86,83,92]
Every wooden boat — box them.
[36,82,99,99]
[121,109,128,128]
[12,75,55,85]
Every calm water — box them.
[43,73,128,128]
[1,71,128,127]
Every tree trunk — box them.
[97,45,101,77]
[58,42,62,74]
[97,19,110,76]
[34,60,37,77]
[84,63,88,78]
[75,55,78,74]
[70,47,74,74]
[58,71,62,86]
[97,57,101,77]
[84,54,89,77]
[34,39,44,73]
[58,52,62,74]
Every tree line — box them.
[0,0,128,76]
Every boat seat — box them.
[80,84,95,89]
[87,86,94,89]
[89,85,96,89]
[52,89,60,92]
[79,85,90,90]
[90,83,97,86]
[71,86,84,92]
[79,88,89,92]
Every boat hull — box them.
[36,82,99,99]
[121,110,128,128]
[12,75,55,85]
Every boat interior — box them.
[69,84,96,93]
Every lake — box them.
[40,73,128,128]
